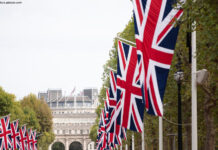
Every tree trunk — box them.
[169,136,174,150]
[163,137,169,150]
[184,125,191,150]
[204,94,215,150]
[153,139,158,150]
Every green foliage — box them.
[89,123,98,142]
[21,94,53,132]
[38,131,55,150]
[10,101,25,124]
[0,87,14,116]
[22,106,41,130]
[20,94,55,150]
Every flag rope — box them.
[162,117,191,126]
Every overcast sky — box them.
[0,0,133,100]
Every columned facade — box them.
[49,107,97,150]
[39,88,98,150]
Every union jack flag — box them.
[96,110,107,150]
[10,120,20,150]
[106,99,126,146]
[31,130,37,150]
[105,71,117,147]
[19,125,27,150]
[132,0,184,116]
[106,70,127,146]
[26,129,33,150]
[108,71,117,105]
[0,115,12,150]
[103,90,110,122]
[116,40,145,132]
[105,89,116,126]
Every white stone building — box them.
[38,88,98,150]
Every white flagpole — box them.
[142,124,145,150]
[116,36,136,46]
[191,22,197,150]
[159,117,163,150]
[107,66,117,72]
[132,134,135,150]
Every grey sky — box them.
[0,0,133,100]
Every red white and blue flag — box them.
[19,125,27,150]
[116,40,145,132]
[106,70,127,146]
[106,99,126,146]
[10,120,20,150]
[106,71,118,147]
[0,115,12,150]
[26,128,33,150]
[105,78,117,126]
[132,0,184,116]
[31,130,37,150]
[96,110,107,150]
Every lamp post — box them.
[174,56,184,150]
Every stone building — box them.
[38,88,98,150]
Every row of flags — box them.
[0,115,37,150]
[97,0,184,149]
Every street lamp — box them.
[174,56,184,150]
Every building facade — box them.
[38,88,98,150]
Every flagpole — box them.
[107,66,117,72]
[191,22,197,150]
[142,124,145,150]
[132,134,135,150]
[159,117,163,150]
[125,144,128,150]
[116,36,136,46]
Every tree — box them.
[20,94,55,150]
[0,87,14,116]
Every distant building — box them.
[38,92,48,102]
[83,88,98,104]
[38,88,98,150]
[38,88,98,108]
